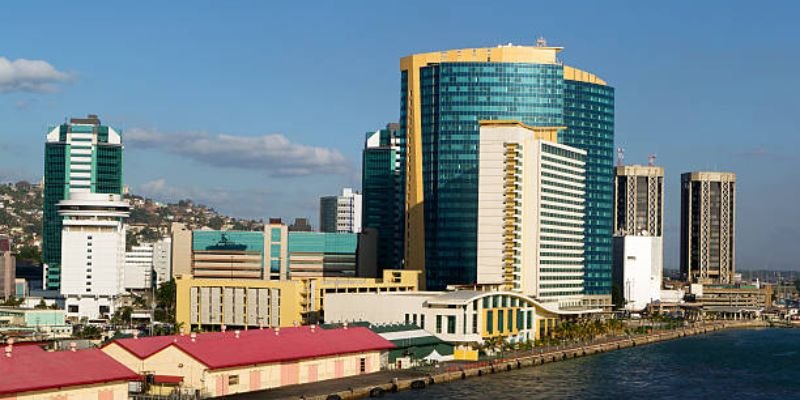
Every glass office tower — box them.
[400,44,614,300]
[43,115,123,290]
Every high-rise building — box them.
[43,115,123,290]
[288,217,313,232]
[58,192,130,319]
[319,188,362,234]
[680,172,736,284]
[612,165,664,310]
[123,244,154,291]
[400,43,614,298]
[476,121,586,309]
[0,235,16,300]
[362,123,403,271]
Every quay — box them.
[222,320,767,400]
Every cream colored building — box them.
[175,270,420,330]
[102,326,393,397]
[325,290,585,345]
[477,121,587,310]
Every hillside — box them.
[0,181,263,262]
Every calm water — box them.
[389,328,800,399]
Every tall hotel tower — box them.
[43,115,124,290]
[477,121,587,310]
[680,172,736,284]
[612,165,664,311]
[399,42,614,306]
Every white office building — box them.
[58,192,130,319]
[124,244,153,291]
[320,188,362,233]
[152,237,172,285]
[613,165,665,311]
[477,121,586,310]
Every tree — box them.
[111,306,134,327]
[155,279,176,323]
[78,325,103,339]
[34,299,48,309]
[1,297,23,307]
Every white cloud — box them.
[0,57,72,93]
[126,128,351,177]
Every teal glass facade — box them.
[362,123,403,271]
[414,62,565,289]
[562,80,615,296]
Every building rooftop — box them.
[0,346,138,396]
[106,326,394,370]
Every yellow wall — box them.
[6,381,130,400]
[175,276,303,330]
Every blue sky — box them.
[1,1,798,270]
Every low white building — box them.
[58,192,130,320]
[325,290,586,345]
[124,244,153,291]
[612,236,663,311]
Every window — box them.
[487,311,494,334]
[447,316,456,334]
[420,315,425,329]
[359,358,366,373]
[472,314,478,334]
[68,305,78,313]
[413,314,418,325]
[405,314,410,324]
[498,310,504,332]
[436,315,442,334]
[228,375,239,385]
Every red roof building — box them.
[103,326,394,397]
[0,346,139,399]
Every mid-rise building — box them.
[320,188,362,234]
[152,236,172,285]
[43,115,124,290]
[58,192,130,319]
[476,121,586,310]
[362,123,404,271]
[680,172,736,284]
[400,43,614,305]
[175,269,419,329]
[123,244,154,291]
[0,235,15,300]
[612,165,665,311]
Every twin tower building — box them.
[362,42,737,311]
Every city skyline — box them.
[1,1,799,270]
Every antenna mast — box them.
[616,147,625,167]
[648,153,656,166]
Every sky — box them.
[1,1,798,270]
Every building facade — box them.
[320,188,362,234]
[476,121,586,310]
[152,236,172,285]
[362,123,404,271]
[175,270,419,330]
[399,43,614,300]
[325,290,566,345]
[0,234,15,300]
[680,172,736,284]
[612,165,664,310]
[124,244,154,291]
[58,192,130,319]
[43,115,124,290]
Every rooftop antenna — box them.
[535,35,547,47]
[617,147,625,167]
[648,153,657,166]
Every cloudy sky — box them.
[1,1,798,270]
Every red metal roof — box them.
[109,326,395,370]
[0,348,140,396]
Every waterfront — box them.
[388,328,800,399]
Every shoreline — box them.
[284,320,768,400]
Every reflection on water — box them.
[388,329,800,399]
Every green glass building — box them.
[362,123,403,271]
[400,44,614,302]
[43,115,123,290]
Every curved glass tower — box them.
[399,44,614,305]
